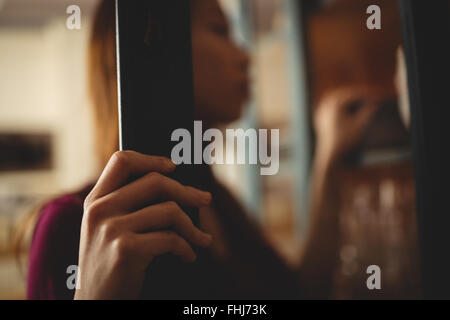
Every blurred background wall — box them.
[0,0,100,299]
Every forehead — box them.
[191,0,226,22]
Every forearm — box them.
[298,148,341,299]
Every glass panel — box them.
[304,0,420,299]
[0,0,424,299]
[217,0,421,298]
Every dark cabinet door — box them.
[116,0,199,298]
[400,0,450,299]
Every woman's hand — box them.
[314,86,384,167]
[74,151,213,300]
[302,87,386,297]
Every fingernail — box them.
[187,253,197,263]
[201,192,212,205]
[166,159,177,169]
[199,233,213,247]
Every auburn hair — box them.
[13,0,119,266]
[88,0,119,167]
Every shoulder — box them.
[35,195,84,238]
[32,184,93,246]
[27,187,90,300]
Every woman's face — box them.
[191,0,250,126]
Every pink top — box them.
[27,194,85,299]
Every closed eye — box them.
[210,22,230,37]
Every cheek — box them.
[193,36,237,101]
[191,32,246,123]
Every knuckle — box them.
[166,201,181,219]
[110,151,129,169]
[84,199,107,226]
[164,231,181,249]
[146,172,166,195]
[111,235,133,264]
[99,219,120,240]
[83,192,95,211]
[148,171,163,183]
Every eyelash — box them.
[211,24,229,36]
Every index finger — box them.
[89,151,176,201]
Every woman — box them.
[26,0,380,300]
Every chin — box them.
[224,104,246,123]
[200,99,247,126]
[210,112,241,127]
